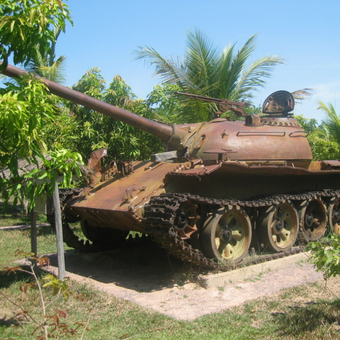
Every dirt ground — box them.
[44,241,340,321]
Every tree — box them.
[104,75,162,160]
[146,84,184,124]
[308,135,340,161]
[318,101,340,146]
[60,68,163,161]
[0,0,81,212]
[0,76,54,167]
[0,0,72,70]
[27,25,67,83]
[135,30,283,122]
[0,76,83,211]
[295,114,340,160]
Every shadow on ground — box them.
[47,241,198,292]
[0,268,33,289]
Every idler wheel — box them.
[327,197,340,235]
[298,199,327,242]
[259,202,299,252]
[201,207,251,264]
[81,219,129,246]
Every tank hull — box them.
[66,160,340,235]
[165,161,340,199]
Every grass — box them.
[0,200,47,227]
[1,206,340,339]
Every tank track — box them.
[143,189,340,271]
[52,188,340,272]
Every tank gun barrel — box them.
[0,63,174,142]
[175,91,249,117]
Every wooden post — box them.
[30,210,37,255]
[52,180,65,280]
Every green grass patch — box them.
[1,207,340,339]
[0,199,47,227]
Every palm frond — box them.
[318,100,340,144]
[291,88,314,104]
[220,35,257,100]
[25,25,66,83]
[234,55,284,100]
[37,56,66,83]
[185,29,218,91]
[135,46,184,84]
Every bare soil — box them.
[45,241,340,321]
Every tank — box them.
[3,63,340,268]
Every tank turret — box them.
[1,63,312,167]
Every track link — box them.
[143,190,340,271]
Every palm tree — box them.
[318,101,340,144]
[135,30,283,121]
[27,25,66,83]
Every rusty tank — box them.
[2,63,340,268]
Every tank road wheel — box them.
[259,202,299,252]
[201,207,252,264]
[81,219,129,246]
[327,197,340,235]
[298,199,327,242]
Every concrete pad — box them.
[39,250,324,320]
[198,252,311,288]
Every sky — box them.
[53,0,340,122]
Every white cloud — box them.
[310,80,340,104]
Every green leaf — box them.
[9,20,14,32]
[38,172,48,180]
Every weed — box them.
[1,250,90,339]
[296,259,306,267]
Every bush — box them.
[307,234,340,279]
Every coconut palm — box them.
[135,29,283,121]
[318,101,340,144]
[27,25,66,83]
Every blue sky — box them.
[55,0,340,121]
